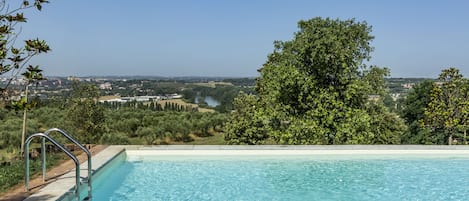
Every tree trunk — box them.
[464,130,467,145]
[20,84,29,154]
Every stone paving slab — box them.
[123,145,469,150]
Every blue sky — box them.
[22,0,469,77]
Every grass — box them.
[0,151,64,193]
[98,95,120,101]
[192,81,233,88]
[0,149,12,160]
[127,131,227,145]
[186,132,226,145]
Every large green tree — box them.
[423,67,469,145]
[226,17,405,144]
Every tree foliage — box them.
[423,67,469,145]
[0,0,50,106]
[224,92,268,144]
[66,82,107,144]
[400,80,434,144]
[226,17,405,144]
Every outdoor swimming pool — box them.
[89,150,469,201]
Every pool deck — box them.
[23,146,125,201]
[23,145,469,201]
[125,145,469,155]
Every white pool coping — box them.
[125,148,469,156]
[24,145,469,200]
[123,145,469,150]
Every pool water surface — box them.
[92,154,469,201]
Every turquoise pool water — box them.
[92,154,469,201]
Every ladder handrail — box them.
[42,128,92,199]
[25,133,81,201]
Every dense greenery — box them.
[226,17,406,144]
[224,92,268,144]
[400,80,434,144]
[105,109,226,144]
[1,105,228,152]
[224,18,469,145]
[0,152,63,193]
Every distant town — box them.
[0,76,430,104]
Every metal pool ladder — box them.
[24,128,93,201]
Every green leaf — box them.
[11,48,19,55]
[0,25,9,34]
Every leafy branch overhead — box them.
[0,0,50,104]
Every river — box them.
[195,96,220,107]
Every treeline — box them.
[100,100,198,112]
[101,80,186,97]
[0,106,228,151]
[105,109,227,144]
[222,78,256,87]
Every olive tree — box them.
[67,82,107,144]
